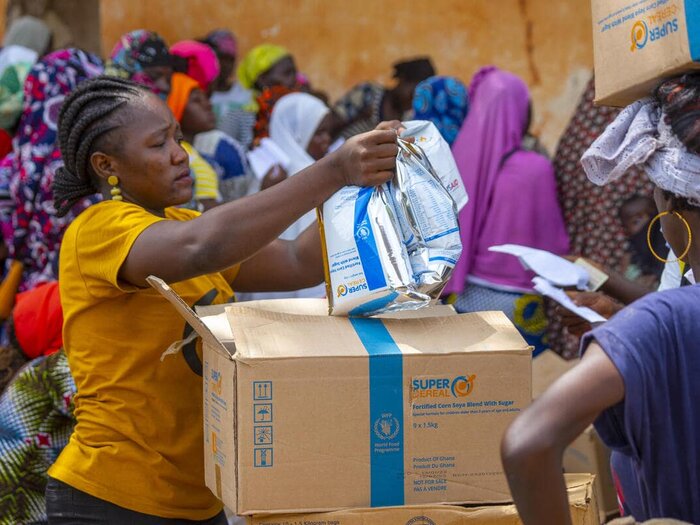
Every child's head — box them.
[619,194,656,237]
[166,72,215,136]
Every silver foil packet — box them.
[319,137,462,316]
[319,184,430,316]
[388,138,462,299]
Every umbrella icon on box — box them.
[254,404,273,423]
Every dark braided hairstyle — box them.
[53,76,149,217]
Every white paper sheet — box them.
[489,244,589,290]
[246,138,291,180]
[532,277,607,324]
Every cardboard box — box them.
[150,278,532,515]
[533,351,618,521]
[592,0,700,106]
[247,474,599,525]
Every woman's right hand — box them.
[331,129,398,188]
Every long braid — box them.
[53,76,147,217]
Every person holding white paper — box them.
[240,92,332,301]
[44,76,400,524]
[502,74,700,524]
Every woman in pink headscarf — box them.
[446,67,569,354]
[170,40,220,92]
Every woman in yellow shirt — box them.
[45,76,399,524]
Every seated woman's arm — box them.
[501,343,624,525]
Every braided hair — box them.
[53,76,148,217]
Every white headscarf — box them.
[582,97,700,206]
[269,92,330,176]
[238,92,330,302]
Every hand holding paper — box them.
[489,244,590,289]
[532,278,607,324]
[490,244,609,325]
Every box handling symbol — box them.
[254,447,273,468]
[254,426,273,445]
[254,403,273,423]
[253,381,272,401]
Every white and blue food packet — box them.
[319,184,430,316]
[319,133,463,316]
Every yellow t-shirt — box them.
[49,201,239,520]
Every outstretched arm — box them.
[120,129,398,287]
[233,222,324,293]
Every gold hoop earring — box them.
[647,211,692,263]
[107,175,123,201]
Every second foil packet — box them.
[320,136,462,316]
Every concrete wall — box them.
[99,0,594,153]
[3,0,101,53]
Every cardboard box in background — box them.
[247,474,599,525]
[592,0,700,106]
[150,278,532,516]
[533,351,618,521]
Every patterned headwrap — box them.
[253,84,300,146]
[412,76,469,146]
[3,49,103,292]
[105,29,172,95]
[582,98,700,206]
[204,29,237,57]
[237,44,290,90]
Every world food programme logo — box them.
[337,284,348,297]
[630,20,649,51]
[451,375,476,397]
[374,413,400,440]
[355,221,370,241]
[406,517,436,525]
